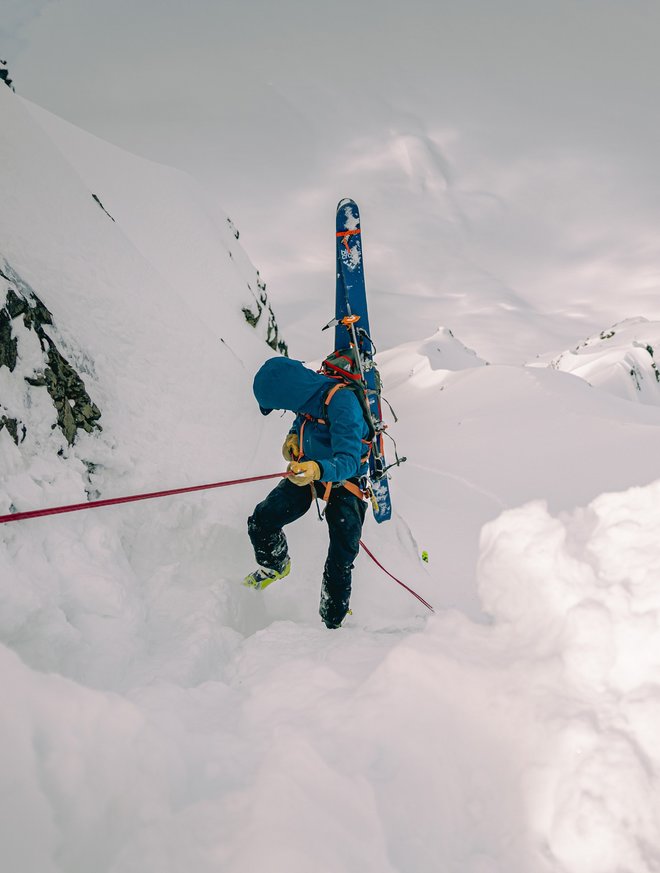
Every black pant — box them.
[247,478,367,628]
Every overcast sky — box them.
[7,1,660,180]
[4,0,660,359]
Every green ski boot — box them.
[242,560,291,591]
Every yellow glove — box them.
[287,460,321,487]
[282,433,300,461]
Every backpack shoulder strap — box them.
[323,381,376,443]
[324,383,348,407]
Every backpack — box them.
[319,348,376,442]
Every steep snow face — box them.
[23,99,287,358]
[0,84,285,495]
[533,317,660,406]
[0,83,289,686]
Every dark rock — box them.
[0,305,18,371]
[0,415,26,445]
[1,261,102,445]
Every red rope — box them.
[360,539,435,613]
[0,472,289,525]
[0,473,434,615]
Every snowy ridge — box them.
[535,317,660,406]
[377,325,487,391]
[3,83,660,873]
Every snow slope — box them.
[535,316,660,406]
[379,333,660,617]
[2,85,660,872]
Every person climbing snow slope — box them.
[244,355,371,629]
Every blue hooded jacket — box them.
[253,357,370,483]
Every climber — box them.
[243,355,371,629]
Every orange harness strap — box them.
[324,382,347,406]
[316,477,369,506]
[342,480,368,501]
[298,382,372,505]
[297,420,306,459]
[320,383,369,502]
[299,383,346,430]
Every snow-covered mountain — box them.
[2,83,660,873]
[534,316,660,406]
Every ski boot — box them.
[242,559,291,591]
[320,586,351,629]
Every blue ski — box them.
[335,198,392,523]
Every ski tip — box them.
[337,197,357,210]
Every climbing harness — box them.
[296,380,376,519]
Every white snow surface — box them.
[534,316,660,407]
[2,85,660,873]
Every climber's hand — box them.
[282,433,300,461]
[287,460,321,487]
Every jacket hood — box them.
[253,357,331,417]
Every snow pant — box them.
[247,478,367,628]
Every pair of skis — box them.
[328,198,400,524]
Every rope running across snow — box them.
[0,471,434,612]
[0,472,289,525]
